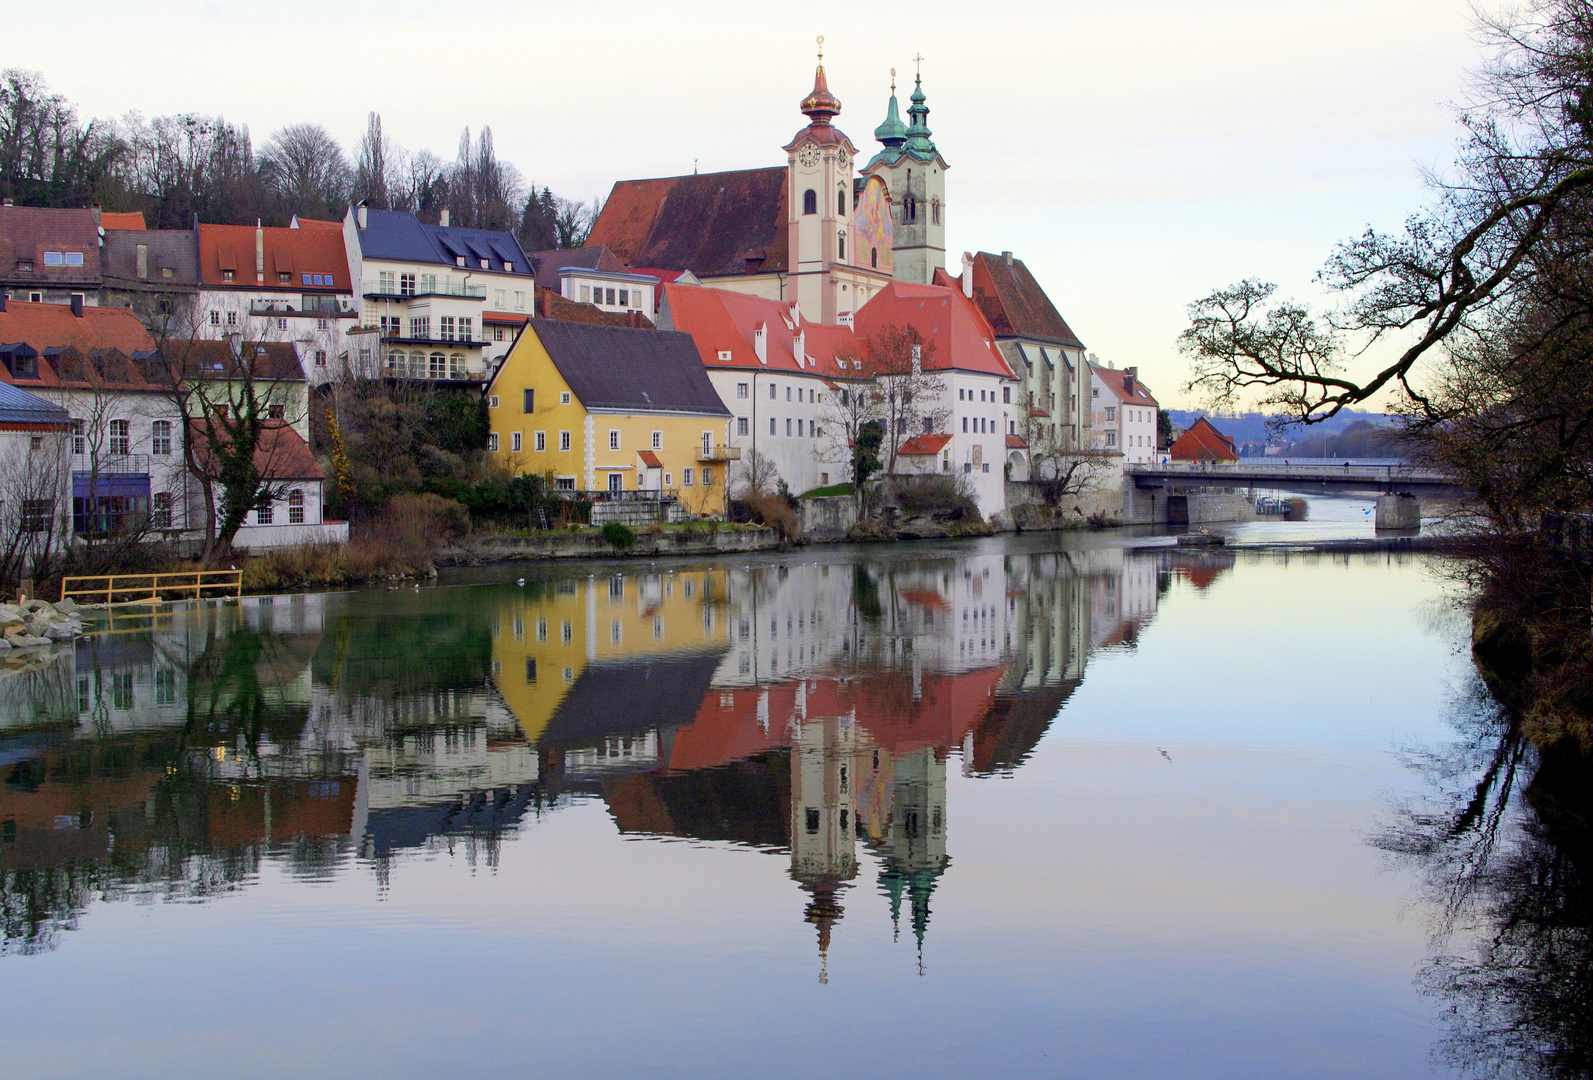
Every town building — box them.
[342,205,535,383]
[858,68,948,286]
[659,282,857,496]
[528,246,657,320]
[958,250,1090,456]
[0,203,101,309]
[1090,363,1159,463]
[0,379,72,554]
[195,223,356,385]
[99,227,200,331]
[485,319,733,517]
[1169,415,1238,463]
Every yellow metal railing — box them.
[60,570,243,606]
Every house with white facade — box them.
[1090,363,1159,464]
[0,378,72,557]
[195,223,357,386]
[529,246,657,321]
[343,205,536,382]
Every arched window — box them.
[802,189,817,215]
[837,185,847,216]
[387,351,402,372]
[871,247,878,269]
[428,351,445,379]
[837,232,845,261]
[905,196,918,223]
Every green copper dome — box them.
[874,86,907,147]
[903,72,936,156]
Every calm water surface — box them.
[0,520,1567,1078]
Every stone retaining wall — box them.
[442,526,782,564]
[798,496,858,541]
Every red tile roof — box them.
[662,283,853,378]
[965,251,1084,348]
[898,433,952,456]
[196,224,352,292]
[852,281,1016,379]
[1092,364,1158,408]
[588,167,790,277]
[99,211,146,230]
[1006,434,1027,449]
[1169,416,1237,462]
[0,206,101,286]
[290,216,343,231]
[188,420,323,480]
[0,300,156,381]
[637,450,663,468]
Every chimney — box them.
[1125,366,1136,396]
[754,321,768,365]
[960,252,974,298]
[136,243,148,281]
[357,202,368,229]
[92,204,103,226]
[70,294,83,318]
[794,328,806,366]
[1003,250,1013,267]
[439,208,450,227]
[255,221,264,284]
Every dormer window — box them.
[503,262,514,273]
[277,272,290,284]
[42,252,62,266]
[480,259,489,269]
[802,189,817,215]
[456,256,465,267]
[222,270,235,282]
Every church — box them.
[588,44,951,324]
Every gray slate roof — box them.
[0,380,69,426]
[527,245,627,292]
[528,319,730,416]
[355,208,531,275]
[101,229,200,291]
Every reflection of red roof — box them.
[897,587,948,609]
[1170,416,1237,462]
[1006,434,1027,449]
[638,450,663,468]
[898,433,952,456]
[99,211,146,230]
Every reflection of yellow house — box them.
[485,319,734,517]
[489,570,731,742]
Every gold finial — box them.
[817,35,824,64]
[890,67,896,93]
[913,52,924,76]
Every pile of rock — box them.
[0,597,86,649]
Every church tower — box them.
[784,40,857,325]
[861,63,948,286]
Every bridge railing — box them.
[1124,459,1452,484]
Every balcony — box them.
[362,280,487,301]
[73,452,152,475]
[381,333,488,349]
[698,445,741,462]
[250,298,357,319]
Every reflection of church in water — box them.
[0,544,1236,960]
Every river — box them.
[0,506,1580,1079]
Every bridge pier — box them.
[1375,493,1420,532]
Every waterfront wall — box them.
[1120,483,1250,526]
[442,526,782,564]
[798,496,858,541]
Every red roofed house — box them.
[188,415,345,550]
[1090,362,1160,464]
[951,250,1091,458]
[0,204,102,309]
[195,223,356,386]
[853,279,1017,518]
[1169,415,1237,463]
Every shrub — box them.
[891,474,982,521]
[602,522,636,550]
[746,492,800,540]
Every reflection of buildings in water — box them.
[1085,548,1160,650]
[488,569,730,747]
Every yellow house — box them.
[486,319,735,518]
[487,570,731,745]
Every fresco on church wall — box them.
[855,176,894,274]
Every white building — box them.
[1091,363,1160,464]
[343,205,537,382]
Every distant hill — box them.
[1165,409,1400,456]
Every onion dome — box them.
[874,72,907,148]
[800,63,842,126]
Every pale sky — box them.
[5,0,1489,408]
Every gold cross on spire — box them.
[817,35,824,63]
[913,52,924,75]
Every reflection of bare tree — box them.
[1376,669,1593,1078]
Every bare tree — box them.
[0,428,70,593]
[1018,389,1115,507]
[351,112,391,211]
[258,123,348,220]
[858,324,949,477]
[818,372,882,513]
[734,447,782,499]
